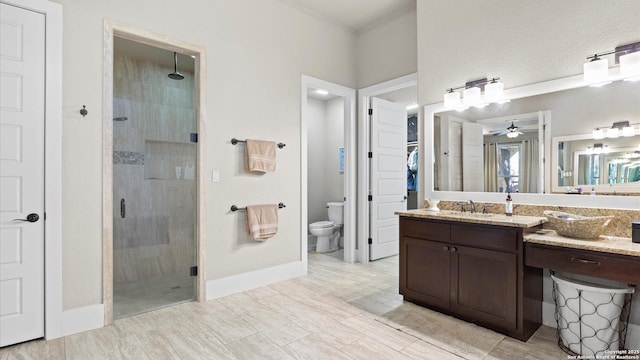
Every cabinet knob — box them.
[451,247,457,253]
[442,245,449,251]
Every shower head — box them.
[168,52,184,80]
[113,117,128,121]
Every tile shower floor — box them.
[0,251,567,359]
[114,272,195,319]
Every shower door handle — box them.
[120,199,125,219]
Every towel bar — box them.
[231,203,286,212]
[231,138,285,149]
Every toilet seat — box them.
[309,221,335,229]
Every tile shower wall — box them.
[113,54,196,283]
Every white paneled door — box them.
[0,3,46,347]
[369,98,407,261]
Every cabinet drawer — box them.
[451,224,518,252]
[400,218,450,242]
[525,243,640,284]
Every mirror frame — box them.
[552,133,640,193]
[424,69,640,209]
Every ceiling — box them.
[287,0,416,31]
[114,37,195,73]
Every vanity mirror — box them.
[553,133,640,194]
[424,70,640,205]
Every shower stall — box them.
[112,37,197,319]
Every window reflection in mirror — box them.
[433,111,544,193]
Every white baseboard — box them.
[61,304,104,337]
[542,301,556,328]
[207,261,306,299]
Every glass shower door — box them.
[112,42,197,319]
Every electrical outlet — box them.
[212,170,220,183]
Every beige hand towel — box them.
[246,204,278,241]
[245,139,276,173]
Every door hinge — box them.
[190,266,198,276]
[368,108,373,116]
[368,152,372,158]
[190,133,198,143]
[368,195,372,201]
[368,238,372,245]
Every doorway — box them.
[358,74,418,262]
[111,38,197,319]
[103,22,207,325]
[301,76,356,264]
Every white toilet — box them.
[309,202,343,253]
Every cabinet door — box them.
[450,245,517,331]
[400,237,450,310]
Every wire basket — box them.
[552,273,634,357]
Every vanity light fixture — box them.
[443,77,504,110]
[592,121,638,139]
[583,41,640,85]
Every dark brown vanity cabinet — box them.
[399,217,542,341]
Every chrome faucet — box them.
[467,200,476,213]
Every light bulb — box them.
[592,128,604,139]
[484,81,504,102]
[506,131,518,138]
[462,87,481,106]
[620,51,640,81]
[622,126,635,137]
[444,91,461,108]
[584,57,610,86]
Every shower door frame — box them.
[102,20,207,325]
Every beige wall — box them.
[56,0,357,310]
[417,0,640,104]
[356,8,417,88]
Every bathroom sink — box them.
[543,210,614,240]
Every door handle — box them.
[450,246,457,253]
[120,199,126,219]
[403,195,407,201]
[13,213,39,223]
[442,245,449,251]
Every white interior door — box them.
[462,122,484,191]
[0,3,46,347]
[369,97,406,261]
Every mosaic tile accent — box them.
[114,151,144,165]
[432,200,640,238]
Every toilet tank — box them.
[327,202,344,225]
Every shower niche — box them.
[144,140,196,180]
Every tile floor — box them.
[0,250,568,359]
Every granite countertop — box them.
[524,230,640,257]
[395,209,547,229]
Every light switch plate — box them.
[212,170,220,183]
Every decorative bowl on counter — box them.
[543,210,614,240]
